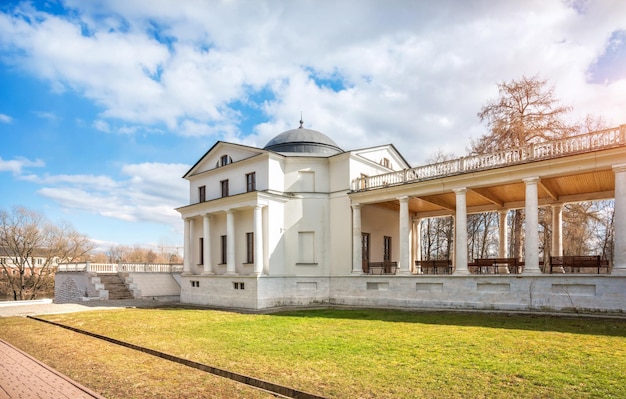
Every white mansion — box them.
[173,122,626,312]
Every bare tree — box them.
[420,151,456,262]
[104,244,176,263]
[0,206,93,300]
[579,114,609,134]
[422,216,453,261]
[596,200,615,266]
[467,212,498,260]
[472,75,577,260]
[472,75,577,153]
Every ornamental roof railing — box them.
[351,125,626,192]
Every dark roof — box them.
[263,123,344,155]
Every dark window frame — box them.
[246,172,256,192]
[361,233,370,262]
[199,237,204,265]
[220,154,231,166]
[220,235,227,264]
[246,232,254,263]
[220,179,229,197]
[383,236,392,262]
[198,185,206,202]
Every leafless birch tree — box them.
[0,206,93,300]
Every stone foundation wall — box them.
[58,271,625,315]
[180,275,258,308]
[329,275,626,314]
[179,274,626,314]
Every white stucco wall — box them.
[266,199,286,275]
[329,194,353,275]
[280,195,331,276]
[361,204,400,264]
[127,272,180,298]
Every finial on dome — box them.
[299,112,304,129]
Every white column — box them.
[253,205,264,275]
[613,164,626,274]
[398,196,411,274]
[453,188,469,275]
[183,218,193,275]
[551,204,563,257]
[351,203,363,274]
[202,214,213,275]
[226,210,237,275]
[523,177,541,274]
[498,210,508,258]
[413,218,422,274]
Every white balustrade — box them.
[352,126,625,192]
[57,262,183,273]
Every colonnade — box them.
[352,165,626,275]
[183,205,265,276]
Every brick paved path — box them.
[0,339,105,399]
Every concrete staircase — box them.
[98,273,134,300]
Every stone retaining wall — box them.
[54,272,100,303]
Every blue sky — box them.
[1,0,625,252]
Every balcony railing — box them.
[352,125,626,192]
[57,262,183,273]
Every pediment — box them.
[352,144,411,171]
[183,141,267,178]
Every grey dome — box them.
[264,123,343,155]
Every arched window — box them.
[215,155,233,168]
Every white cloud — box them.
[33,111,59,121]
[1,0,624,250]
[35,162,189,226]
[0,156,44,175]
[22,173,119,188]
[92,119,110,132]
[0,0,625,165]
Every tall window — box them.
[220,235,227,264]
[361,233,370,261]
[383,236,392,261]
[246,232,254,263]
[198,185,206,203]
[220,179,229,197]
[246,172,256,192]
[361,233,370,272]
[199,237,204,264]
[381,158,391,168]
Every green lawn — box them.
[1,308,625,398]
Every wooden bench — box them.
[549,256,609,274]
[367,262,398,275]
[469,258,523,274]
[415,260,452,275]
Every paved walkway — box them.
[0,299,166,399]
[0,298,166,318]
[0,338,106,399]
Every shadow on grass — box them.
[268,307,626,337]
[50,300,626,338]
